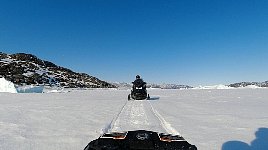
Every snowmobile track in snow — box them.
[103,100,180,135]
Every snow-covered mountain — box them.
[229,81,268,88]
[0,52,115,88]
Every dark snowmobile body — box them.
[128,80,150,100]
[84,130,197,150]
[128,88,149,100]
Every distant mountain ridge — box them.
[228,81,268,88]
[112,81,268,89]
[0,52,115,88]
[111,82,193,89]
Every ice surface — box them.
[16,85,44,93]
[0,89,268,150]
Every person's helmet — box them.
[136,75,140,79]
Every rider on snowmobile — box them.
[128,75,149,100]
[132,75,146,90]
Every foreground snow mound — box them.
[0,77,17,93]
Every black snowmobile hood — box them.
[84,130,197,150]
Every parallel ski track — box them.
[104,100,180,135]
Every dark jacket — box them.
[133,79,146,88]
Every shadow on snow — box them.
[148,96,160,100]
[222,127,268,150]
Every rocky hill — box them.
[0,52,115,88]
[228,81,268,88]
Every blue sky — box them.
[1,0,268,86]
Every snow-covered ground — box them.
[0,89,268,150]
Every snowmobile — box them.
[128,80,150,100]
[84,130,197,150]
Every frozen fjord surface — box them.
[0,89,268,150]
[108,99,179,135]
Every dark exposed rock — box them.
[0,52,8,59]
[44,61,57,68]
